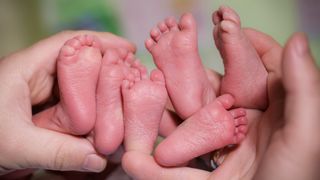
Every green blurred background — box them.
[0,0,319,73]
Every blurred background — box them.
[0,0,319,72]
[0,0,319,179]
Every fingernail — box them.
[294,33,309,56]
[82,154,106,172]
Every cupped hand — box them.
[0,30,135,175]
[121,30,320,179]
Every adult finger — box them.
[283,33,320,136]
[243,28,284,101]
[122,151,210,180]
[243,28,282,75]
[255,33,320,180]
[1,124,106,174]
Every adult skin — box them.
[0,30,135,176]
[122,30,320,179]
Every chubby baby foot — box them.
[122,69,168,154]
[154,94,248,167]
[48,34,102,135]
[146,13,215,119]
[94,49,142,155]
[213,6,268,109]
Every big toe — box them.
[219,6,241,26]
[179,12,196,32]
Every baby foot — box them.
[146,13,215,119]
[122,69,168,154]
[213,6,268,109]
[154,94,248,167]
[55,34,102,135]
[94,49,142,155]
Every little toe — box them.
[150,27,161,42]
[212,11,222,25]
[230,108,246,119]
[179,13,196,32]
[165,16,179,31]
[145,38,156,52]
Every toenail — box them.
[62,46,76,56]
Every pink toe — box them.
[179,13,196,31]
[131,68,141,80]
[220,6,241,26]
[216,94,235,109]
[212,11,222,25]
[150,27,161,42]
[134,60,148,80]
[238,125,248,134]
[150,69,165,83]
[116,48,129,59]
[66,38,81,49]
[165,16,178,30]
[158,21,169,33]
[84,35,93,45]
[124,52,135,66]
[60,45,76,57]
[145,38,156,52]
[230,108,246,118]
[75,35,87,45]
[238,117,248,125]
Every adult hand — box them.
[0,30,135,175]
[122,31,320,179]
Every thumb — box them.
[282,33,320,143]
[12,126,107,172]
